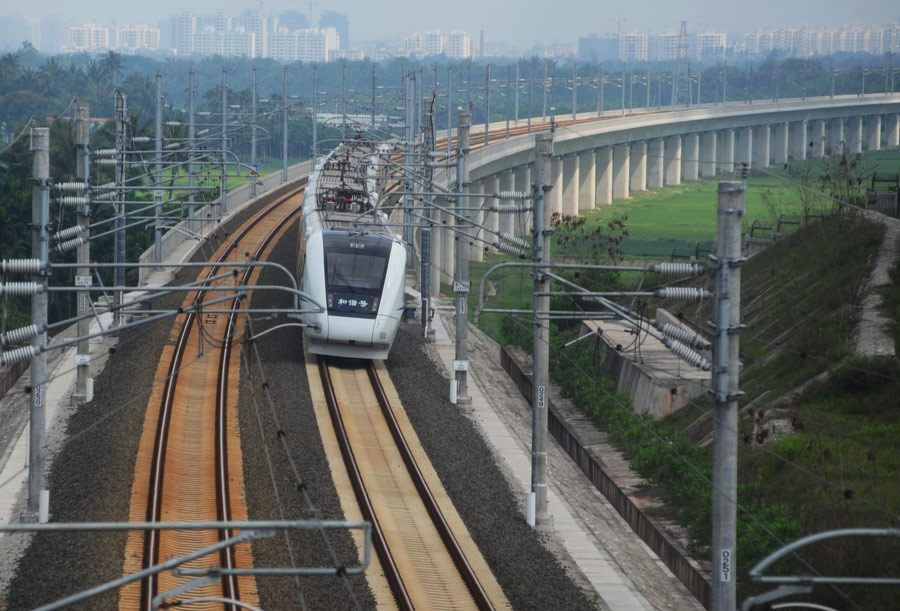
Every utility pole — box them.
[527,67,532,133]
[722,63,727,105]
[529,132,553,529]
[647,63,652,110]
[452,108,471,405]
[28,126,50,521]
[404,72,415,267]
[542,62,548,122]
[467,63,472,108]
[597,63,604,118]
[506,64,511,139]
[313,64,318,167]
[447,66,453,150]
[572,63,577,123]
[484,64,491,145]
[371,63,376,130]
[114,90,126,325]
[711,178,745,611]
[629,62,635,111]
[282,66,288,181]
[188,70,196,233]
[251,66,258,199]
[418,67,424,148]
[154,70,163,264]
[421,95,436,340]
[221,69,228,216]
[514,62,520,123]
[696,60,701,106]
[74,104,91,406]
[341,60,347,141]
[621,63,626,117]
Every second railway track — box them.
[312,357,510,611]
[119,183,306,610]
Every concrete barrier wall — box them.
[500,345,712,609]
[138,160,314,284]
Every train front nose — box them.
[327,316,376,347]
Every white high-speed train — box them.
[298,141,407,360]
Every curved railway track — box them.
[316,358,507,610]
[119,119,566,609]
[120,182,306,610]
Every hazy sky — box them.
[14,0,900,48]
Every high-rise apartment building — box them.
[65,23,110,52]
[619,31,648,61]
[297,28,339,62]
[696,32,726,60]
[172,12,197,56]
[424,30,444,56]
[319,11,348,49]
[446,30,473,59]
[115,25,160,53]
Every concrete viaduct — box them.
[427,93,900,288]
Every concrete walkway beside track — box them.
[427,300,705,611]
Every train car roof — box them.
[306,140,402,241]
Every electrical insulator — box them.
[53,226,87,241]
[654,287,712,301]
[93,191,117,201]
[663,338,711,371]
[496,242,527,257]
[496,190,530,200]
[0,345,37,366]
[2,324,40,346]
[498,231,530,249]
[57,196,88,206]
[55,182,86,193]
[56,237,85,253]
[649,262,705,276]
[491,204,526,214]
[92,148,116,157]
[96,159,118,166]
[93,181,116,191]
[654,321,710,351]
[0,259,42,274]
[164,142,182,150]
[0,282,44,296]
[132,136,151,143]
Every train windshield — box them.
[323,233,393,317]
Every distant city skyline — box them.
[2,0,898,50]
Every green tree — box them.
[99,50,125,85]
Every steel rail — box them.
[215,194,305,606]
[317,359,415,611]
[142,179,307,610]
[365,362,494,611]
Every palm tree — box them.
[99,50,125,86]
[0,52,21,91]
[39,57,65,95]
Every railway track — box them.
[114,119,569,608]
[314,357,510,610]
[119,183,306,610]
